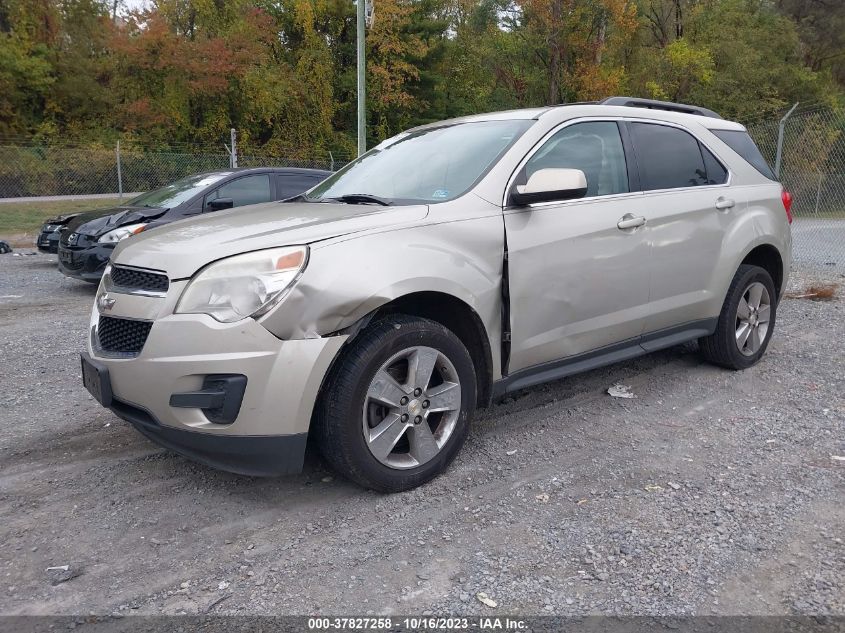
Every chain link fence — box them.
[0,111,843,270]
[0,137,352,200]
[747,105,845,271]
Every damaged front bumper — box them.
[84,283,346,476]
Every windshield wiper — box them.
[325,193,393,206]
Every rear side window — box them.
[276,173,326,199]
[711,129,776,180]
[206,174,272,208]
[630,123,715,190]
[701,145,728,185]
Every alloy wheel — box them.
[735,281,771,356]
[362,346,461,469]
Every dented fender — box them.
[714,183,792,305]
[258,210,507,379]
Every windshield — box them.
[307,119,533,204]
[128,172,232,209]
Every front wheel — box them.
[315,315,477,492]
[699,264,777,370]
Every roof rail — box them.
[599,96,723,120]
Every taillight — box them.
[781,190,793,224]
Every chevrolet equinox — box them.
[81,97,792,492]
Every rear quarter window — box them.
[711,129,776,180]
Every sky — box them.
[121,0,150,13]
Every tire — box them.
[315,314,477,492]
[699,264,777,370]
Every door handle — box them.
[617,214,646,230]
[715,197,735,210]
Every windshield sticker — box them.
[432,189,449,199]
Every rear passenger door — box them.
[626,121,733,334]
[204,173,273,211]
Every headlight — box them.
[175,246,308,323]
[98,223,147,244]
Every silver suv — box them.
[81,97,792,492]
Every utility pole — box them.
[356,0,366,156]
[775,102,798,178]
[115,140,123,201]
[230,128,238,168]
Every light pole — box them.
[356,0,373,157]
[356,0,366,156]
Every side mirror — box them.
[509,168,588,206]
[207,197,234,211]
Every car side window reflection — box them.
[205,174,272,209]
[523,121,629,198]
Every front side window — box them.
[206,174,272,208]
[307,119,534,204]
[630,123,718,190]
[523,121,629,198]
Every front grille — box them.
[97,316,153,354]
[111,266,169,293]
[60,231,96,249]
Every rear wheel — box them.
[699,264,777,369]
[315,315,476,492]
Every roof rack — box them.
[598,96,723,120]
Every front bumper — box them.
[86,363,308,476]
[58,243,114,282]
[37,231,59,253]
[86,288,346,476]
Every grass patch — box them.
[0,198,123,235]
[794,210,845,220]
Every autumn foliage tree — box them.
[0,0,841,152]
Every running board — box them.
[492,319,717,398]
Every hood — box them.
[66,206,167,237]
[44,212,81,225]
[112,200,429,279]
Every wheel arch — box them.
[322,291,495,409]
[739,244,784,299]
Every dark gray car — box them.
[58,167,330,282]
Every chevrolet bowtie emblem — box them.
[97,294,116,312]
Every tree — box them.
[776,0,845,85]
[627,0,838,120]
[0,0,58,136]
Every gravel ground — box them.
[0,251,843,617]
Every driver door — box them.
[504,120,651,372]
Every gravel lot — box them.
[0,252,843,618]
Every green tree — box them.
[0,0,58,136]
